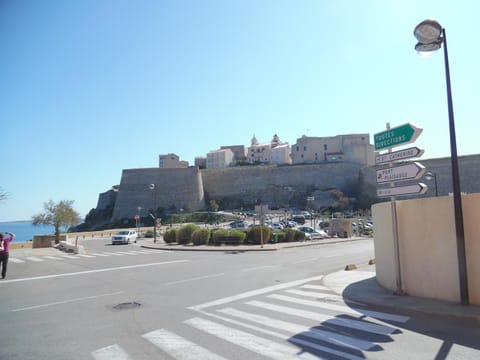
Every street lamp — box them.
[414,19,469,304]
[149,184,157,243]
[424,172,438,197]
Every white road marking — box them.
[241,265,280,272]
[188,274,324,311]
[91,253,110,257]
[77,254,96,258]
[285,288,345,301]
[8,258,25,263]
[60,254,80,259]
[185,317,321,360]
[101,252,125,256]
[165,273,225,286]
[25,256,44,262]
[300,284,330,291]
[247,300,397,335]
[269,293,410,323]
[91,344,131,360]
[0,260,189,284]
[12,291,124,312]
[218,307,377,351]
[142,328,227,360]
[43,256,63,260]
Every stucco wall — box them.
[373,193,480,305]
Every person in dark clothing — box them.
[0,232,16,279]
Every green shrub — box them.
[283,228,297,242]
[192,228,211,246]
[212,229,229,246]
[226,230,246,245]
[294,229,307,242]
[271,230,286,243]
[144,230,154,238]
[163,229,177,243]
[246,226,272,245]
[176,224,200,244]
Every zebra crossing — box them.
[91,276,410,359]
[9,249,169,264]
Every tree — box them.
[0,187,8,203]
[32,200,81,244]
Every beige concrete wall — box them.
[373,194,480,305]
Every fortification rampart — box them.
[112,167,205,220]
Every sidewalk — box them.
[139,236,369,251]
[322,263,480,323]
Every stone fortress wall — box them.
[108,154,480,220]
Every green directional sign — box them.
[374,123,423,151]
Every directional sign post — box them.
[376,162,426,184]
[374,123,423,151]
[375,146,424,165]
[377,183,428,197]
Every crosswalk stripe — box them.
[185,317,321,360]
[300,284,330,291]
[268,294,410,323]
[142,328,227,360]
[77,254,96,258]
[9,257,25,263]
[218,307,377,351]
[116,251,138,255]
[60,254,80,259]
[285,288,345,301]
[247,300,397,335]
[25,256,44,262]
[91,253,110,257]
[91,344,131,360]
[102,252,125,256]
[43,256,63,260]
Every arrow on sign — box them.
[377,183,428,197]
[376,162,426,184]
[374,123,423,151]
[375,146,424,165]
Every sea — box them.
[0,221,57,243]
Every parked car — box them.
[229,221,248,229]
[271,222,284,230]
[111,230,138,245]
[296,226,328,239]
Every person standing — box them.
[0,232,16,279]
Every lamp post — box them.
[424,171,438,197]
[414,19,469,304]
[149,183,157,243]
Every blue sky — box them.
[1,1,479,221]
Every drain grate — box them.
[113,302,141,310]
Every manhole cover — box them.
[113,302,141,310]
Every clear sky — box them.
[1,1,479,222]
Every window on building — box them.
[324,144,327,150]
[303,146,306,151]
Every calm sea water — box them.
[0,221,57,243]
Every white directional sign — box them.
[377,183,428,197]
[375,147,424,165]
[376,162,426,184]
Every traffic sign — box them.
[375,146,424,165]
[376,162,426,184]
[377,183,428,197]
[374,123,423,151]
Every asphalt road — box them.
[1,238,479,360]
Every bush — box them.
[271,230,286,243]
[144,230,154,238]
[283,228,298,242]
[211,229,246,246]
[192,228,211,246]
[163,229,177,243]
[212,229,229,246]
[246,226,272,245]
[294,229,307,242]
[176,224,200,245]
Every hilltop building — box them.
[206,148,234,169]
[247,134,291,165]
[159,153,189,168]
[291,134,374,166]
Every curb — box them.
[140,237,369,252]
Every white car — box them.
[297,226,328,239]
[111,230,138,245]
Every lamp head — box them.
[414,19,443,44]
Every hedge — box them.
[192,228,211,246]
[163,229,177,243]
[176,224,200,244]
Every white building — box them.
[159,153,189,168]
[247,134,291,165]
[206,148,234,169]
[290,134,374,166]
